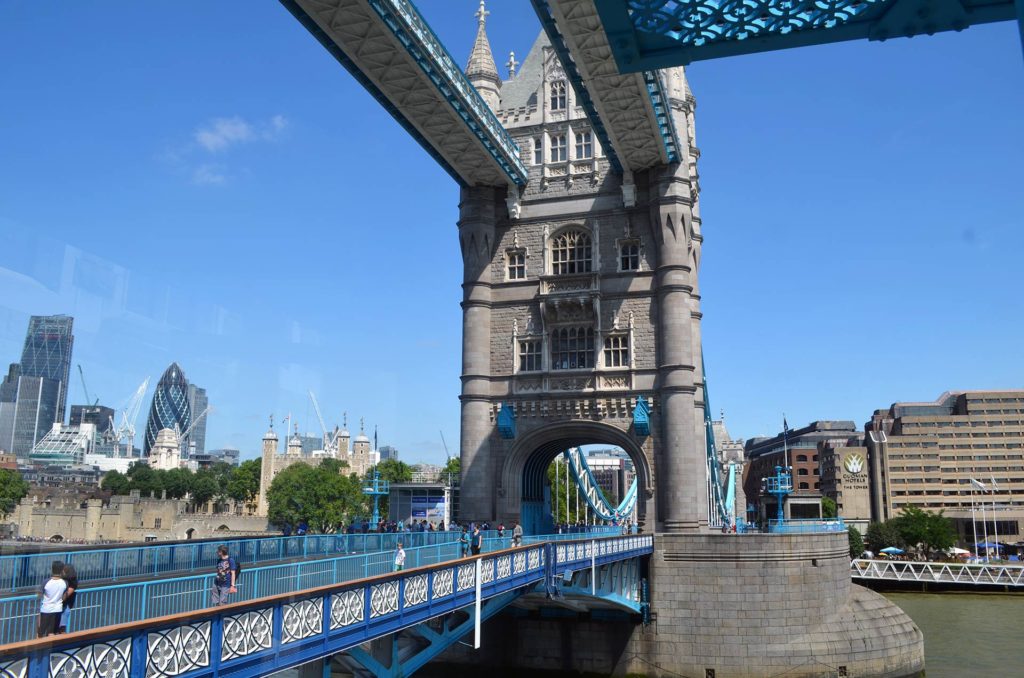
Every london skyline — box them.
[0,2,1021,463]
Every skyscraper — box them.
[0,315,75,457]
[186,384,208,457]
[19,315,74,422]
[143,363,191,457]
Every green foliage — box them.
[443,457,461,477]
[190,474,220,507]
[162,468,193,499]
[547,459,591,525]
[267,462,365,533]
[866,520,904,551]
[922,511,956,555]
[227,459,261,505]
[372,458,412,483]
[126,463,163,498]
[0,469,29,516]
[848,526,865,559]
[870,507,958,558]
[821,497,837,519]
[100,470,131,495]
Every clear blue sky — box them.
[1,2,1021,461]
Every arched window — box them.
[796,454,807,462]
[797,468,808,476]
[551,230,592,275]
[551,327,594,370]
[798,482,809,490]
[550,81,566,110]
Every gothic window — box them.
[550,81,566,111]
[604,335,629,368]
[551,327,594,370]
[507,251,526,280]
[550,134,567,163]
[533,137,543,165]
[519,340,542,372]
[574,130,593,159]
[551,230,592,275]
[619,240,639,271]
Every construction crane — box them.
[109,377,149,458]
[439,430,452,462]
[77,364,98,406]
[308,391,339,456]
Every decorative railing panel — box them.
[0,536,651,678]
[851,559,1024,587]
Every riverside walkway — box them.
[0,532,650,678]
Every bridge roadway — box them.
[0,529,618,644]
[0,532,652,678]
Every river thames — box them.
[886,592,1023,676]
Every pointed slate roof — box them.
[465,1,500,85]
[498,31,550,112]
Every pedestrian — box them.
[37,561,66,638]
[497,523,505,539]
[394,542,406,572]
[512,521,523,547]
[459,527,470,557]
[471,525,482,556]
[56,563,78,634]
[212,545,238,607]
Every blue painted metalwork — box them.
[632,396,650,436]
[702,356,730,528]
[497,402,516,439]
[561,448,638,522]
[594,0,1017,68]
[0,530,469,594]
[531,1,682,168]
[279,0,527,188]
[530,0,625,174]
[769,518,847,533]
[363,471,391,526]
[0,534,653,677]
[764,464,793,524]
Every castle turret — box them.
[256,417,278,517]
[465,1,501,112]
[286,423,302,457]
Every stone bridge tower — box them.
[458,16,707,533]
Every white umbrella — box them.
[948,547,970,556]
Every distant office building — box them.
[299,434,322,456]
[865,390,1024,543]
[19,315,74,422]
[0,315,75,458]
[819,436,871,529]
[70,405,115,435]
[186,384,208,457]
[585,453,634,506]
[378,445,398,461]
[194,448,241,469]
[744,421,858,521]
[143,363,193,457]
[30,422,98,468]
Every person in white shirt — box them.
[38,561,67,638]
[394,543,406,572]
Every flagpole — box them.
[991,477,1000,560]
[980,496,990,563]
[970,487,978,557]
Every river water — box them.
[886,592,1024,676]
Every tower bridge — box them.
[6,0,1015,675]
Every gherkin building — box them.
[143,363,191,456]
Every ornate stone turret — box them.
[287,423,302,457]
[465,0,501,112]
[256,416,278,516]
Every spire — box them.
[465,0,501,111]
[506,51,518,79]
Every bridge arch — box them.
[499,419,652,533]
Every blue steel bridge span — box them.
[0,533,652,678]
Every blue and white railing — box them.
[0,530,481,593]
[0,534,653,678]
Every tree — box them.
[893,506,930,554]
[821,497,837,519]
[162,468,194,500]
[443,457,461,477]
[191,473,220,509]
[923,510,956,557]
[865,520,904,552]
[267,461,365,533]
[848,526,865,559]
[100,470,131,495]
[0,469,29,517]
[227,459,261,506]
[372,458,412,483]
[127,464,163,498]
